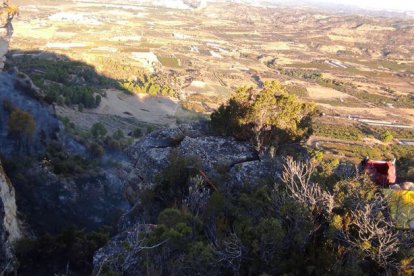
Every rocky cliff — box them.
[0,7,133,274]
[0,10,22,276]
[94,122,288,272]
[126,122,278,189]
[0,161,22,275]
[123,122,280,209]
[0,13,128,236]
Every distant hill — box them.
[81,0,206,9]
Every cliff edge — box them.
[0,161,22,275]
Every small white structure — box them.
[46,42,87,49]
[173,33,193,40]
[210,51,223,59]
[131,52,160,73]
[191,80,206,87]
[91,47,118,53]
[325,59,348,69]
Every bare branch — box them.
[183,175,210,217]
[340,196,400,269]
[281,157,334,215]
[214,233,243,274]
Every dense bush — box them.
[371,126,414,140]
[380,130,394,143]
[16,226,110,275]
[7,107,36,144]
[120,73,177,98]
[91,123,107,138]
[89,142,105,159]
[45,84,101,108]
[97,153,414,275]
[45,142,92,175]
[11,54,114,109]
[211,81,317,152]
[112,129,124,140]
[132,128,143,138]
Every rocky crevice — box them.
[228,156,261,169]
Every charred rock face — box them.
[0,70,86,157]
[0,8,136,274]
[8,163,130,234]
[0,43,129,238]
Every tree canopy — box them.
[91,122,107,138]
[211,81,317,153]
[8,108,36,140]
[380,130,394,143]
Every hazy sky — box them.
[314,0,414,11]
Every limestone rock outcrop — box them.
[0,162,22,274]
[125,122,277,205]
[94,123,283,272]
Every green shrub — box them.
[89,142,104,158]
[132,128,142,138]
[146,152,201,210]
[12,55,112,108]
[91,123,107,138]
[120,73,177,98]
[8,108,36,140]
[15,226,110,275]
[380,130,393,143]
[211,81,317,152]
[112,129,124,140]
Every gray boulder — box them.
[126,122,211,184]
[126,122,263,194]
[178,135,258,177]
[228,159,282,189]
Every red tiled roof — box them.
[364,160,396,186]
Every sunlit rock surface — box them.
[0,161,22,274]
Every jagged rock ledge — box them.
[94,122,283,271]
[125,122,281,204]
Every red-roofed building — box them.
[362,158,396,186]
